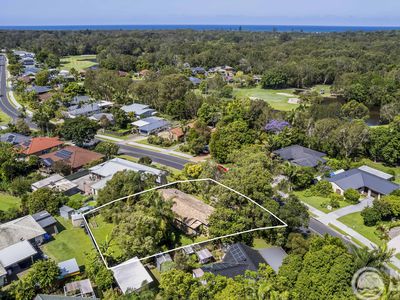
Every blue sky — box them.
[2,0,400,26]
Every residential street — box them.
[304,201,400,273]
[0,54,37,129]
[118,143,190,170]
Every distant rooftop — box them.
[132,116,170,132]
[27,85,52,94]
[273,145,326,167]
[121,103,155,116]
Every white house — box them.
[89,158,167,195]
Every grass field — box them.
[293,191,351,213]
[0,193,21,211]
[42,216,94,266]
[59,55,97,71]
[89,214,123,259]
[233,87,299,111]
[0,110,12,126]
[338,212,383,246]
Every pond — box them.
[320,97,381,126]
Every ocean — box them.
[0,25,399,32]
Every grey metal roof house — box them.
[194,244,287,279]
[32,210,58,235]
[358,165,394,180]
[194,243,265,278]
[111,257,153,294]
[31,174,79,195]
[89,113,114,123]
[23,66,41,76]
[132,117,170,135]
[65,103,101,118]
[60,205,75,220]
[121,103,156,118]
[27,86,52,94]
[328,168,399,198]
[273,145,326,167]
[0,240,39,287]
[89,158,166,194]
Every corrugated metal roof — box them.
[358,165,393,180]
[121,103,155,116]
[111,257,153,294]
[0,240,37,268]
[90,158,164,178]
[58,258,80,278]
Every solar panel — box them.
[55,149,72,159]
[229,244,246,262]
[43,158,53,167]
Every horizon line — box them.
[1,24,400,28]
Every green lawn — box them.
[0,110,12,126]
[252,238,271,249]
[353,159,400,184]
[293,191,351,214]
[0,193,21,211]
[338,212,383,246]
[69,193,91,203]
[42,216,94,266]
[89,215,123,259]
[233,87,299,111]
[98,131,131,141]
[59,55,97,71]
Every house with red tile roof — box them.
[39,146,104,173]
[18,137,63,156]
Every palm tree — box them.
[352,244,394,270]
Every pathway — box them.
[326,196,374,219]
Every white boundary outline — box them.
[82,178,288,269]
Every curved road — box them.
[118,144,189,170]
[0,55,37,129]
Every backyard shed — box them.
[60,205,75,220]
